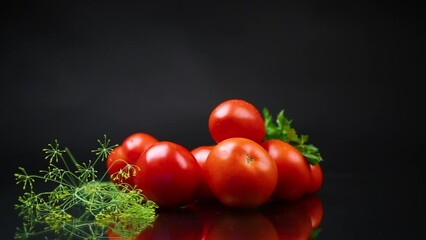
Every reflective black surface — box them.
[7,172,425,239]
[2,0,423,239]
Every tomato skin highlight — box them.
[261,139,311,201]
[307,164,323,194]
[191,145,216,200]
[208,99,266,143]
[134,141,202,208]
[121,132,158,161]
[204,137,278,208]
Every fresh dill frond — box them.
[14,134,158,240]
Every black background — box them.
[1,1,424,239]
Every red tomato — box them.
[261,139,311,201]
[191,145,215,200]
[134,141,202,208]
[262,200,313,240]
[205,209,278,240]
[204,137,278,208]
[121,132,158,161]
[208,99,265,143]
[106,145,135,186]
[300,195,324,229]
[307,164,323,194]
[136,208,203,240]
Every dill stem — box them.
[29,175,74,188]
[99,165,110,182]
[61,171,83,187]
[91,152,102,170]
[65,147,79,168]
[64,147,81,186]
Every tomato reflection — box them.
[136,207,204,240]
[188,200,228,240]
[204,208,278,240]
[300,194,324,229]
[108,196,323,240]
[262,196,323,240]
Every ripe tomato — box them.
[134,141,202,208]
[121,132,158,161]
[205,209,278,240]
[208,99,266,143]
[106,145,135,186]
[261,139,311,201]
[204,137,278,208]
[307,164,323,194]
[191,145,215,200]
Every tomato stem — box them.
[246,154,254,164]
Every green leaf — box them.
[263,107,323,165]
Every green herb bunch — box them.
[14,135,157,240]
[263,108,323,165]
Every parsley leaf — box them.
[263,108,323,165]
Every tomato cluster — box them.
[106,99,323,209]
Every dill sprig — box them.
[14,134,158,240]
